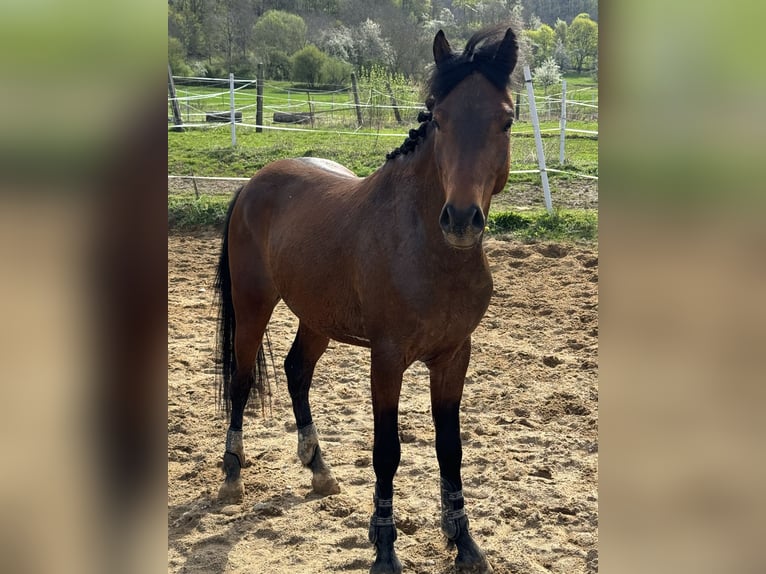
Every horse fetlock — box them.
[225,429,247,467]
[297,422,320,466]
[440,477,468,541]
[442,511,469,541]
[368,514,397,545]
[222,451,243,480]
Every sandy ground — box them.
[168,232,598,574]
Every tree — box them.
[168,36,192,76]
[422,7,459,38]
[252,10,307,57]
[475,0,511,30]
[566,12,597,74]
[380,8,432,79]
[532,57,561,94]
[553,38,569,72]
[291,44,327,86]
[554,18,567,46]
[317,25,354,62]
[524,23,555,68]
[519,0,598,26]
[214,0,258,70]
[352,19,395,70]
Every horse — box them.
[214,24,519,574]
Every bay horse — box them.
[215,24,518,574]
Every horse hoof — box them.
[217,478,244,503]
[455,556,493,574]
[312,471,340,495]
[370,555,402,574]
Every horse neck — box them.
[376,136,444,217]
[370,139,488,263]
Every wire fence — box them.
[169,75,598,132]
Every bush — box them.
[262,49,291,81]
[231,60,256,79]
[291,45,327,87]
[204,61,229,79]
[168,36,191,77]
[320,57,353,86]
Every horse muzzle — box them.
[439,203,485,249]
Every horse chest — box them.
[384,261,493,346]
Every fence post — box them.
[167,63,184,131]
[256,63,264,133]
[523,65,552,214]
[229,72,237,147]
[559,79,567,164]
[386,81,402,124]
[515,92,521,120]
[306,91,314,128]
[351,72,363,127]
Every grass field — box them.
[168,124,597,180]
[170,77,598,130]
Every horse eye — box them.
[503,118,513,132]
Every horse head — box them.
[429,26,519,249]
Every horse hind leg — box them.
[218,303,276,503]
[286,322,340,495]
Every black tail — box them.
[215,186,273,416]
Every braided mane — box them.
[386,23,518,162]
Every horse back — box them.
[229,158,368,336]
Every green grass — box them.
[487,208,597,242]
[168,194,230,229]
[168,121,597,185]
[169,194,597,243]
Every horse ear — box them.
[494,27,519,75]
[433,30,453,66]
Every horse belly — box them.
[281,286,370,346]
[270,241,369,345]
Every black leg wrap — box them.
[225,429,244,468]
[297,422,319,466]
[368,483,397,544]
[440,477,469,541]
[368,482,402,574]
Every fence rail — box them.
[169,75,598,133]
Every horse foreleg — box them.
[286,323,339,495]
[368,347,405,574]
[428,339,493,574]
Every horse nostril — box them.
[471,207,485,231]
[439,204,453,232]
